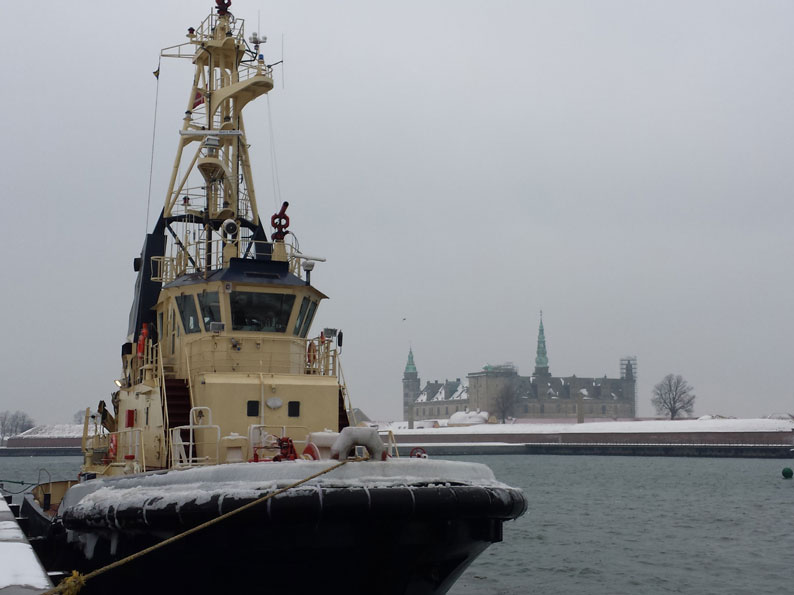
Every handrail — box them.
[158,343,172,470]
[170,407,220,468]
[171,423,221,468]
[183,334,338,378]
[338,362,354,420]
[184,349,195,410]
[151,238,316,283]
[248,424,309,459]
[378,430,400,458]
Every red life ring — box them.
[136,323,148,359]
[302,442,321,461]
[307,341,317,365]
[409,447,428,458]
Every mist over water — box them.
[452,455,793,595]
[3,455,792,594]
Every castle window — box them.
[602,405,606,414]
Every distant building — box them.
[402,350,470,426]
[5,424,83,448]
[402,314,636,423]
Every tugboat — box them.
[22,3,527,593]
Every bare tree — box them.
[0,410,35,440]
[0,411,8,443]
[493,381,518,424]
[652,374,695,419]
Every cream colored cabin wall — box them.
[116,384,166,469]
[194,374,340,459]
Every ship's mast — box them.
[160,1,274,277]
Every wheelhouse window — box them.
[197,291,221,329]
[230,291,296,332]
[299,301,317,338]
[293,297,310,336]
[175,295,201,334]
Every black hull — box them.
[26,484,527,595]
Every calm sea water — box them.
[2,454,792,594]
[450,455,794,595]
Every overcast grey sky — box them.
[1,1,792,424]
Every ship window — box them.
[293,297,310,336]
[247,401,260,417]
[288,401,300,417]
[175,295,201,334]
[198,291,221,329]
[230,291,296,332]
[299,301,318,338]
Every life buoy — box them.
[302,442,321,461]
[307,341,317,365]
[109,434,118,460]
[136,323,148,359]
[409,447,428,459]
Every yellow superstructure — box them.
[82,7,349,476]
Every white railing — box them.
[248,424,309,460]
[85,428,146,469]
[170,407,221,468]
[151,238,315,284]
[184,335,338,378]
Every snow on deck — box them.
[0,499,52,591]
[62,459,505,515]
[392,417,794,436]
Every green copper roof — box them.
[405,348,417,374]
[535,313,549,368]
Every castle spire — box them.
[405,347,417,375]
[403,348,420,426]
[534,311,550,376]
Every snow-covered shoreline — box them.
[389,417,794,436]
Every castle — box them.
[403,314,636,425]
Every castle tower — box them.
[620,356,638,418]
[403,348,420,427]
[534,312,550,378]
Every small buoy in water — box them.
[782,467,793,479]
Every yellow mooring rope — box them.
[45,459,350,594]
